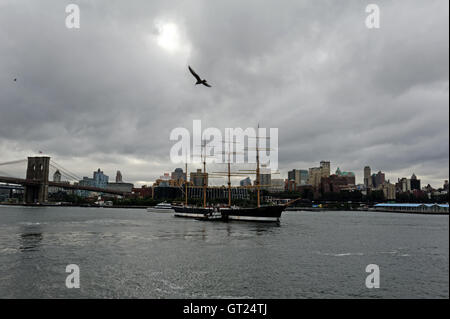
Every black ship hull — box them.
[174,205,286,222]
[220,205,286,222]
[173,206,213,218]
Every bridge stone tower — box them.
[24,156,50,204]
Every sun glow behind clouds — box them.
[153,21,191,56]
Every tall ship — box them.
[173,126,298,222]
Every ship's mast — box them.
[210,135,239,208]
[202,140,207,208]
[227,162,231,207]
[256,124,261,208]
[226,132,232,207]
[185,161,188,207]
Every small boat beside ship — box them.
[147,202,173,212]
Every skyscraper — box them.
[93,168,109,189]
[299,170,308,185]
[410,173,421,191]
[372,171,385,189]
[364,166,372,188]
[288,169,309,185]
[115,170,123,183]
[307,161,330,189]
[320,161,330,178]
[308,167,322,189]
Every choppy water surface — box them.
[0,206,448,298]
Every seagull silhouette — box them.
[188,66,211,87]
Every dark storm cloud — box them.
[0,0,448,186]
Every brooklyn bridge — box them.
[0,156,129,204]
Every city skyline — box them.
[0,1,448,188]
[1,152,448,190]
[50,160,446,190]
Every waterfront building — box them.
[372,171,385,189]
[288,169,308,185]
[108,170,133,194]
[397,177,410,192]
[190,169,208,187]
[307,161,331,190]
[380,182,396,200]
[320,161,331,178]
[364,166,372,188]
[78,177,95,197]
[76,169,109,197]
[287,169,298,184]
[171,168,186,186]
[107,182,134,193]
[297,184,314,196]
[93,168,109,189]
[270,178,285,193]
[321,174,356,193]
[132,185,153,198]
[115,170,123,183]
[356,184,368,195]
[240,177,252,187]
[374,203,449,214]
[335,167,356,183]
[423,184,435,193]
[154,173,178,187]
[48,169,63,194]
[396,174,421,193]
[153,186,182,200]
[0,188,10,202]
[285,179,297,192]
[307,167,322,189]
[410,173,421,191]
[299,170,309,185]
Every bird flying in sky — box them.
[188,66,211,87]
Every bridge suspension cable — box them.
[0,159,27,166]
[49,167,78,182]
[50,160,81,179]
[49,165,80,182]
[49,160,82,182]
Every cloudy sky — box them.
[0,0,448,187]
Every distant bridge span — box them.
[0,156,132,203]
[0,176,127,197]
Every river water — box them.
[0,205,448,298]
